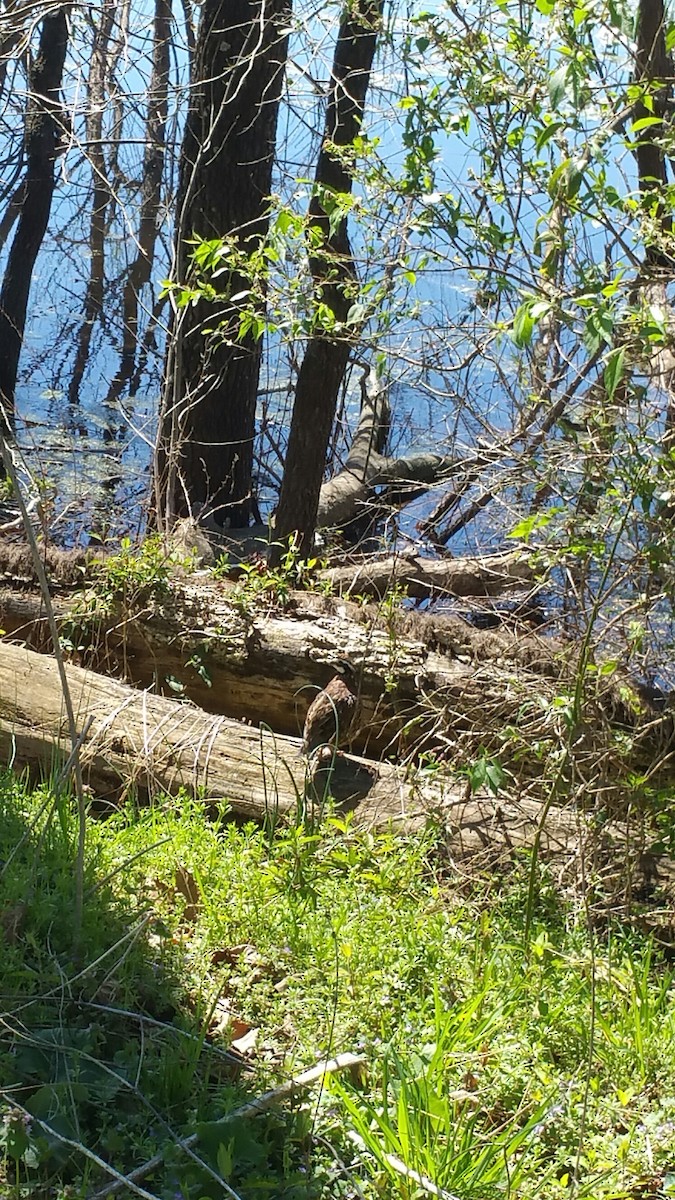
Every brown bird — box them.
[302,661,357,757]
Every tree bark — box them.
[0,7,69,427]
[0,564,550,758]
[321,550,535,600]
[0,568,667,772]
[0,640,595,857]
[155,0,290,531]
[0,639,420,826]
[633,0,672,265]
[272,0,383,562]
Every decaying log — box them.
[0,641,414,825]
[0,639,600,858]
[0,575,566,761]
[322,549,535,599]
[0,574,669,781]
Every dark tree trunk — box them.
[272,0,383,562]
[634,0,672,265]
[0,7,69,427]
[155,0,289,531]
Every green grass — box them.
[1,773,675,1199]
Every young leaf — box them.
[512,302,534,347]
[548,64,568,109]
[603,346,626,402]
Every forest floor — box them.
[2,773,675,1200]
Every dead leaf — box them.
[210,997,234,1037]
[211,942,261,968]
[174,865,201,925]
[230,1024,258,1056]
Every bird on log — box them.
[302,661,357,759]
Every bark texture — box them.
[321,550,535,600]
[156,0,289,530]
[272,0,383,560]
[0,638,604,859]
[0,570,667,772]
[634,0,672,264]
[315,383,456,529]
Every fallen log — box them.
[0,575,568,761]
[0,641,413,825]
[0,572,669,777]
[322,549,535,599]
[0,639,598,858]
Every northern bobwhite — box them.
[302,662,357,756]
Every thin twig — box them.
[0,1095,162,1200]
[381,1151,461,1200]
[87,1052,365,1200]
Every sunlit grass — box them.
[1,775,674,1198]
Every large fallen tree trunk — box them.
[322,549,535,599]
[0,640,417,825]
[0,639,613,860]
[0,574,567,761]
[0,574,669,774]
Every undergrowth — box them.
[1,774,675,1199]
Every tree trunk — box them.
[0,639,595,858]
[314,379,456,530]
[634,0,671,265]
[0,568,667,773]
[155,0,289,531]
[0,7,69,427]
[272,0,383,562]
[320,550,535,600]
[628,0,675,449]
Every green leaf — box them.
[530,300,551,320]
[535,120,563,153]
[631,115,663,132]
[548,64,568,109]
[603,346,626,401]
[512,301,534,347]
[507,507,560,542]
[598,659,618,676]
[485,759,506,794]
[565,161,583,199]
[217,1139,235,1180]
[346,302,368,326]
[1,1114,30,1161]
[468,755,505,795]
